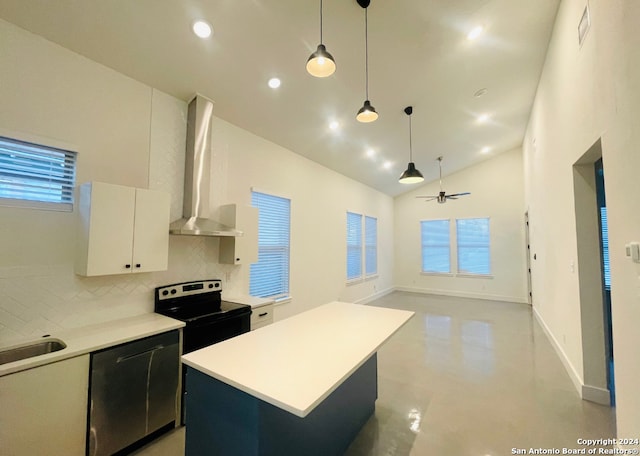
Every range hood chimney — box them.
[169,95,242,237]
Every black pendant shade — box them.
[399,106,424,184]
[307,0,336,78]
[356,100,378,123]
[356,4,378,122]
[306,44,336,78]
[399,162,424,184]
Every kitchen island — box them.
[181,301,414,456]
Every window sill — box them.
[420,272,455,277]
[455,273,494,279]
[346,274,379,286]
[273,296,292,306]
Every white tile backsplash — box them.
[0,236,233,343]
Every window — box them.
[600,207,610,290]
[365,216,377,276]
[346,212,362,280]
[456,218,491,275]
[250,191,290,299]
[0,136,77,211]
[421,219,451,273]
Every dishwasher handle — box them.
[116,345,165,363]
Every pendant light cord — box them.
[320,0,324,44]
[408,114,413,162]
[364,7,369,100]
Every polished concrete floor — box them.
[135,292,616,456]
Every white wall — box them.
[0,19,393,341]
[524,0,640,440]
[394,149,527,304]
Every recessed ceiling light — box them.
[467,25,484,41]
[383,161,392,169]
[366,149,375,158]
[476,113,490,123]
[329,121,340,131]
[481,146,491,154]
[192,20,213,39]
[268,78,281,89]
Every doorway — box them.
[594,158,615,405]
[572,139,613,406]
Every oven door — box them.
[181,310,251,424]
[183,310,251,354]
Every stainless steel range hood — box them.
[169,95,242,237]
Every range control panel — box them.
[155,280,222,301]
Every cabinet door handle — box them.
[135,263,141,268]
[259,312,268,317]
[125,264,131,269]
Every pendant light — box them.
[356,0,378,123]
[399,106,424,184]
[306,0,336,78]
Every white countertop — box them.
[182,301,414,418]
[222,294,274,308]
[0,313,184,377]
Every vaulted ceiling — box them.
[0,0,560,196]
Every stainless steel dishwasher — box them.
[88,330,180,456]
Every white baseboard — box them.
[394,286,528,304]
[354,287,394,305]
[582,384,610,406]
[532,307,584,398]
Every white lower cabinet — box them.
[251,304,274,330]
[0,354,90,456]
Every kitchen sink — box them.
[0,338,67,365]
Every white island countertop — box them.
[182,301,414,417]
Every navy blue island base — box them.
[184,353,378,456]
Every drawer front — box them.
[250,304,274,330]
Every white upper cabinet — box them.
[75,181,170,276]
[218,203,258,265]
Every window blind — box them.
[421,220,451,273]
[600,207,611,290]
[250,191,291,299]
[456,218,490,275]
[365,216,377,276]
[0,136,77,211]
[347,212,362,280]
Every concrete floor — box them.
[134,292,616,456]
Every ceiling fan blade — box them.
[421,197,438,202]
[446,192,471,197]
[447,196,458,200]
[415,195,438,199]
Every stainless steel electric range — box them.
[154,279,252,354]
[154,279,252,424]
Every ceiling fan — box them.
[416,156,471,204]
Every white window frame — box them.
[346,211,363,281]
[456,217,491,276]
[249,190,291,300]
[347,211,378,283]
[0,134,77,212]
[420,219,452,274]
[364,216,377,277]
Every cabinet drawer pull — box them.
[135,263,141,268]
[259,312,268,317]
[125,264,131,269]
